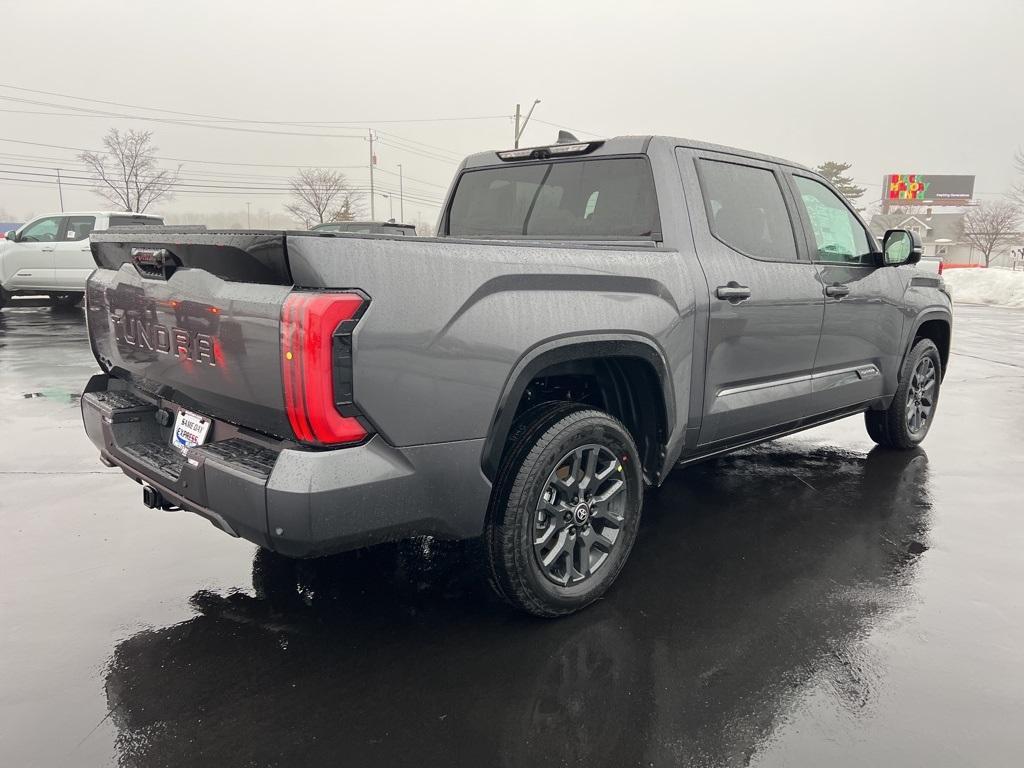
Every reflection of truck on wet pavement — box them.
[80,135,952,616]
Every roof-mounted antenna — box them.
[556,130,579,144]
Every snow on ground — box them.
[942,267,1024,309]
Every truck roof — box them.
[461,135,811,173]
[21,211,164,219]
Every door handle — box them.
[715,283,752,302]
[824,284,850,298]
[41,246,55,252]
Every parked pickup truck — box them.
[80,136,951,616]
[1,211,163,307]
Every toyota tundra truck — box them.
[80,135,951,616]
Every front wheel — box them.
[484,403,644,617]
[866,338,942,449]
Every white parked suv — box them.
[0,211,163,308]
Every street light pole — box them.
[397,164,404,223]
[368,129,377,220]
[246,201,252,228]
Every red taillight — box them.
[281,292,368,446]
[938,261,944,275]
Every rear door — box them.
[676,149,824,446]
[784,172,906,414]
[0,215,61,289]
[52,214,97,290]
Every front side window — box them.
[697,159,797,261]
[63,216,96,241]
[793,176,872,265]
[19,216,61,242]
[447,157,660,239]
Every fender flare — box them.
[902,307,952,380]
[480,333,675,481]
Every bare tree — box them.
[959,200,1022,267]
[1012,150,1024,208]
[79,129,180,212]
[284,168,360,227]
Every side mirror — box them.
[882,228,923,266]
[3,230,16,242]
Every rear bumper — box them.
[81,374,491,557]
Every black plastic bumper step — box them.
[83,390,156,423]
[195,438,278,479]
[122,441,185,480]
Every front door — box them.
[52,214,97,290]
[677,149,824,446]
[785,172,907,414]
[0,216,61,290]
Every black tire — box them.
[0,286,10,309]
[50,292,83,308]
[484,402,644,617]
[865,338,942,449]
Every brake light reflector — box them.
[497,140,603,161]
[281,292,368,446]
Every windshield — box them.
[446,157,660,240]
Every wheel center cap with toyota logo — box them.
[573,503,591,525]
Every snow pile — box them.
[943,267,1024,309]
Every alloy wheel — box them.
[533,444,628,586]
[906,356,937,434]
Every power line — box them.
[0,82,508,128]
[0,94,365,139]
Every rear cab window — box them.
[109,215,164,227]
[446,157,661,240]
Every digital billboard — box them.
[884,174,975,206]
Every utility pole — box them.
[55,168,64,212]
[514,99,541,148]
[246,201,252,228]
[368,129,377,220]
[397,164,404,223]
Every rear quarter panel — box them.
[286,237,698,450]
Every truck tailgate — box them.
[86,231,294,438]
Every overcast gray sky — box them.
[1,0,1021,225]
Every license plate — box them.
[171,408,211,456]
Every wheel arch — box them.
[906,309,952,379]
[481,335,675,484]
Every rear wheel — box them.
[484,403,643,617]
[865,338,942,449]
[49,292,83,308]
[0,286,10,309]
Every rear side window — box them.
[109,216,163,227]
[63,215,96,241]
[697,159,797,261]
[447,157,660,239]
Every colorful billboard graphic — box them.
[884,174,975,205]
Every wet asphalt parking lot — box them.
[1,300,1022,767]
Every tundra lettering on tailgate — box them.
[112,313,217,366]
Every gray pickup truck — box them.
[80,135,951,616]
